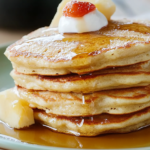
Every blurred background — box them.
[0,0,150,45]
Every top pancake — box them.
[5,20,150,75]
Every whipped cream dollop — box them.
[58,0,108,34]
[59,9,108,33]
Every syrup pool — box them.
[1,122,150,149]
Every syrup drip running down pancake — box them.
[5,20,150,75]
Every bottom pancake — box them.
[34,107,150,136]
[17,86,150,116]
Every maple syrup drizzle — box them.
[9,21,150,62]
[0,122,150,149]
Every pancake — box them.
[17,86,150,116]
[5,20,150,75]
[34,107,150,136]
[11,63,150,93]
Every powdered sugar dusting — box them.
[101,30,150,41]
[103,39,142,51]
[11,33,78,61]
[13,34,64,51]
[30,34,64,45]
[42,28,57,33]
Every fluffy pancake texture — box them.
[4,19,150,136]
[17,86,150,116]
[11,65,150,93]
[5,20,150,75]
[34,107,150,136]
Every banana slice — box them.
[0,88,34,129]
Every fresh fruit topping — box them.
[63,0,96,17]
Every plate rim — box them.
[1,136,150,150]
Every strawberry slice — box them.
[63,0,96,17]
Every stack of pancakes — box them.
[5,20,150,136]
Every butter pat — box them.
[50,0,116,28]
[0,88,34,129]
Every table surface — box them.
[0,28,30,45]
